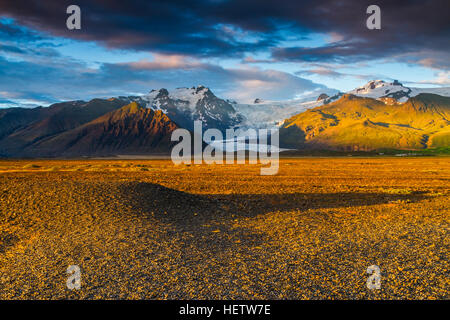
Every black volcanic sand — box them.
[0,159,448,299]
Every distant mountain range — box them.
[0,80,449,157]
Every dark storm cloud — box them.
[1,0,448,67]
[0,0,278,57]
[0,20,62,58]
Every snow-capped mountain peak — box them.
[348,79,450,102]
[145,86,212,111]
[348,80,410,101]
[139,86,242,131]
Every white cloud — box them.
[120,53,205,70]
[222,68,328,102]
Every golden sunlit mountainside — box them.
[280,93,450,151]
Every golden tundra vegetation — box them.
[280,94,450,150]
[0,158,448,299]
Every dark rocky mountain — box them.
[20,102,179,157]
[0,98,130,157]
[0,107,48,141]
[316,93,329,101]
[322,92,343,104]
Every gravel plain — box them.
[0,158,448,299]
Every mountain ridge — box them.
[37,102,178,157]
[0,81,449,157]
[279,93,450,151]
[0,102,179,157]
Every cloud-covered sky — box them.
[0,0,449,107]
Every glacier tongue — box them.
[233,98,323,129]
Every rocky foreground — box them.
[0,158,448,299]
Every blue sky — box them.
[0,0,448,107]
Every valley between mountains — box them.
[0,80,449,157]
